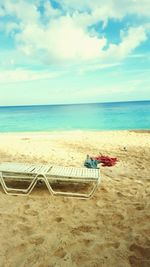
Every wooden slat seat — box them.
[48,166,99,181]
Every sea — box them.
[0,100,149,132]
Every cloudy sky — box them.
[0,0,150,106]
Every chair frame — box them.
[0,163,100,199]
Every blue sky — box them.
[0,0,150,106]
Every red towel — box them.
[93,155,118,167]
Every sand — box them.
[0,130,150,267]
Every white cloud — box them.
[119,27,147,56]
[103,26,147,60]
[56,0,150,18]
[15,17,148,63]
[2,21,19,36]
[15,15,107,61]
[0,0,149,65]
[79,62,121,73]
[2,0,39,23]
[44,0,62,18]
[0,69,63,83]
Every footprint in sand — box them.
[54,247,67,258]
[133,203,145,210]
[55,216,63,222]
[29,236,45,245]
[24,204,30,209]
[17,223,34,235]
[28,210,38,216]
[94,242,120,254]
[129,243,150,267]
[111,213,124,223]
[130,243,150,259]
[24,208,38,216]
[82,238,94,247]
[129,255,150,267]
[71,225,93,235]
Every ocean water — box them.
[0,101,149,132]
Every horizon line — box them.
[0,99,150,108]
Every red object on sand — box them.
[93,156,118,167]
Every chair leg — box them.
[43,175,99,199]
[52,182,99,199]
[42,175,55,196]
[0,172,39,195]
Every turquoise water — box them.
[0,101,149,132]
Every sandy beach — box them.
[0,130,150,267]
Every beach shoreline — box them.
[0,130,150,266]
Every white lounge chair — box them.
[0,162,100,198]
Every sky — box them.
[0,0,150,106]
